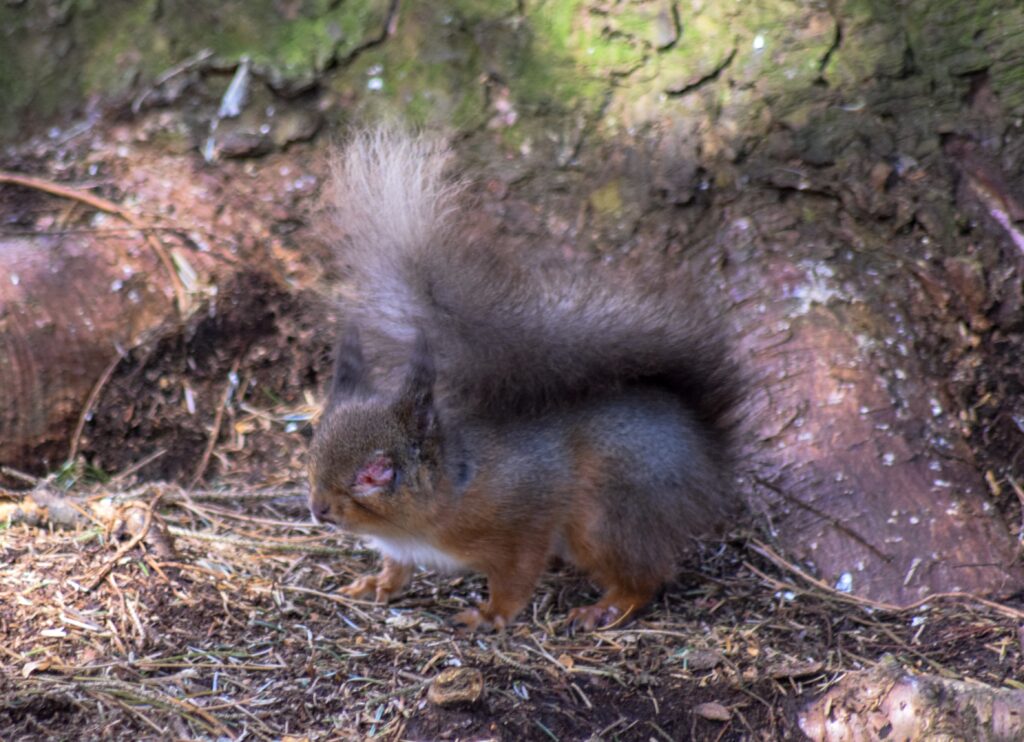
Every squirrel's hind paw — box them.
[451,606,508,633]
[566,604,628,631]
[566,590,650,631]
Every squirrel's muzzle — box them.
[308,485,339,526]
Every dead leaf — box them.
[22,659,53,677]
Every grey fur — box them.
[330,129,738,446]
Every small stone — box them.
[678,648,724,671]
[653,2,679,49]
[693,701,731,721]
[869,161,893,192]
[427,667,484,707]
[767,660,825,679]
[270,108,322,148]
[216,130,271,159]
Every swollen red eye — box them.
[355,454,394,490]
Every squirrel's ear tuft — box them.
[396,331,436,438]
[328,324,370,405]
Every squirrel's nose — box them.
[311,501,335,524]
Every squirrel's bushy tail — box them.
[330,128,738,438]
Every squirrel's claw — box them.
[338,559,413,603]
[451,606,508,633]
[338,575,389,602]
[566,603,631,632]
[567,587,650,631]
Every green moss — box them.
[0,5,90,140]
[815,0,1024,117]
[492,5,571,115]
[655,9,737,96]
[905,0,1024,113]
[589,179,623,215]
[324,2,507,130]
[820,0,908,88]
[76,0,168,98]
[6,0,1024,148]
[321,0,620,139]
[0,0,394,140]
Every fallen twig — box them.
[748,538,1024,621]
[166,524,358,556]
[68,349,126,462]
[190,357,243,488]
[84,494,163,592]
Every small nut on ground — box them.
[427,667,484,707]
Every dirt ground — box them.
[3,476,1023,741]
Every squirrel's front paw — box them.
[338,575,389,602]
[451,606,508,633]
[338,559,413,603]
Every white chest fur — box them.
[365,536,466,573]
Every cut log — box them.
[799,657,1024,741]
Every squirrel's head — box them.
[308,326,441,537]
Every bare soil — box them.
[3,481,1023,740]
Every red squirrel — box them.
[308,129,739,630]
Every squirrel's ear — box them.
[328,324,370,405]
[395,331,436,438]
